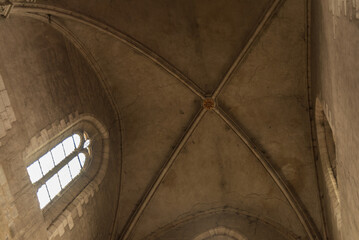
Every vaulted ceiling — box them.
[2,0,324,239]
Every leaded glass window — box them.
[26,132,92,209]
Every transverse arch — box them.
[193,226,247,240]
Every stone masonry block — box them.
[0,165,7,185]
[68,113,74,122]
[40,129,49,143]
[0,111,6,119]
[69,204,78,218]
[0,188,5,205]
[3,118,11,130]
[67,215,74,230]
[60,119,66,129]
[5,107,15,122]
[58,224,65,237]
[0,91,10,107]
[0,97,5,112]
[3,185,13,202]
[0,74,4,91]
[76,204,83,217]
[9,205,17,219]
[0,121,6,139]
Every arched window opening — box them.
[322,116,336,181]
[23,114,110,239]
[315,99,338,189]
[26,132,92,209]
[315,99,341,239]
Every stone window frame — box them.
[27,130,92,210]
[23,112,109,239]
[193,226,247,240]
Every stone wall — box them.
[0,164,18,240]
[0,16,121,240]
[311,0,359,239]
[0,73,16,142]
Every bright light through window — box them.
[26,132,91,209]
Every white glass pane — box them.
[78,153,86,167]
[39,152,54,175]
[46,174,62,199]
[51,144,65,165]
[58,165,72,188]
[84,139,91,148]
[37,184,50,209]
[68,157,81,178]
[27,161,43,183]
[62,136,75,156]
[73,134,81,148]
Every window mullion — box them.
[45,184,51,202]
[35,149,81,188]
[27,130,94,210]
[56,173,63,190]
[37,160,45,178]
[67,164,73,180]
[49,150,57,168]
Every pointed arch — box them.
[193,226,247,240]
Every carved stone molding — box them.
[0,1,13,18]
[45,114,110,240]
[202,98,215,110]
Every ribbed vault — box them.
[2,0,324,239]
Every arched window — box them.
[23,113,110,239]
[322,115,337,180]
[315,99,341,239]
[315,99,338,193]
[26,132,92,209]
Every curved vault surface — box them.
[24,0,275,93]
[6,0,324,239]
